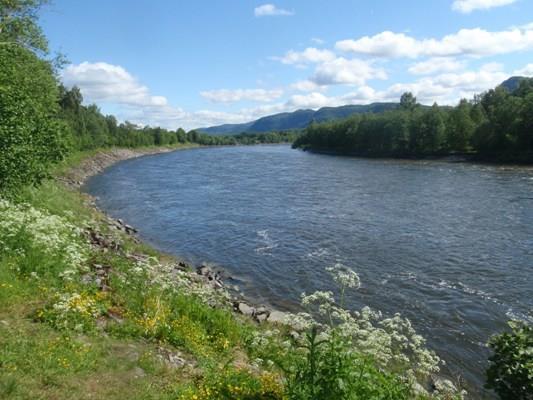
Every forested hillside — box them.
[199,103,398,135]
[293,84,533,162]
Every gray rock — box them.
[237,302,255,316]
[197,265,213,276]
[267,310,288,324]
[132,366,146,378]
[255,313,269,323]
[256,306,268,315]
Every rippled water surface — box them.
[86,145,533,396]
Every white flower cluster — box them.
[0,199,88,270]
[276,266,441,380]
[326,263,361,290]
[125,254,231,307]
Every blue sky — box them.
[41,0,533,129]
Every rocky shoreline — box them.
[62,146,290,326]
[59,147,185,189]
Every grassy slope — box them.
[0,148,286,400]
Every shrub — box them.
[486,321,533,399]
[0,44,68,194]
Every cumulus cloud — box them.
[452,0,517,13]
[286,92,337,109]
[514,63,533,76]
[310,57,388,86]
[254,4,293,17]
[200,88,283,103]
[408,57,466,75]
[181,62,509,129]
[61,61,260,130]
[62,62,168,107]
[290,80,324,92]
[335,25,533,58]
[362,63,507,104]
[278,47,336,65]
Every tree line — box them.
[58,85,299,150]
[293,86,533,162]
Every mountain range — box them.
[198,103,398,135]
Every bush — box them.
[0,44,68,194]
[486,321,533,399]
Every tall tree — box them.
[0,0,49,53]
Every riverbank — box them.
[57,144,199,188]
[0,146,468,399]
[68,146,293,325]
[295,146,533,165]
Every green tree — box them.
[400,92,417,111]
[0,44,68,193]
[446,99,475,152]
[0,0,49,53]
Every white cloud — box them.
[278,47,336,65]
[452,0,517,13]
[514,63,533,76]
[408,57,466,75]
[311,37,325,45]
[62,62,168,107]
[310,57,388,86]
[254,4,293,17]
[61,61,262,130]
[286,92,337,109]
[200,88,283,103]
[337,31,419,58]
[290,80,324,92]
[377,63,507,104]
[335,25,533,58]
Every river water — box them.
[86,145,533,397]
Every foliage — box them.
[486,321,533,400]
[178,368,285,400]
[0,198,87,276]
[294,81,533,162]
[0,0,49,53]
[0,44,68,194]
[284,327,412,400]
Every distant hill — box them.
[499,76,528,92]
[199,102,398,135]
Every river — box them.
[85,144,533,397]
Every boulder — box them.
[236,302,255,316]
[267,310,288,324]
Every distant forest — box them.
[293,80,533,163]
[58,86,299,150]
